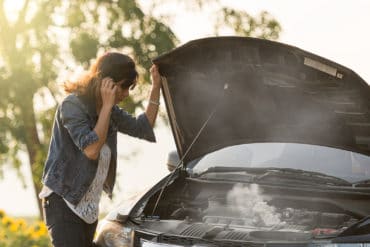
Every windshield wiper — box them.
[255,167,352,186]
[193,166,352,186]
[193,166,267,176]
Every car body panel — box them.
[153,37,370,164]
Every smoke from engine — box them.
[226,183,283,227]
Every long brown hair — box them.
[64,52,138,109]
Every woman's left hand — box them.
[150,65,162,89]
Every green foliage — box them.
[214,8,282,40]
[0,0,62,216]
[71,32,99,65]
[66,7,85,27]
[31,146,48,192]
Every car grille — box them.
[222,231,250,241]
[134,226,309,247]
[160,234,264,247]
[180,223,211,237]
[134,229,263,247]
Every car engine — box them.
[138,179,366,243]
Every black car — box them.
[95,37,370,247]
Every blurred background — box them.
[0,0,369,222]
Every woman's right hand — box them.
[100,77,117,108]
[86,77,116,160]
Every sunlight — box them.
[3,0,24,23]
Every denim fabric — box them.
[42,193,98,247]
[41,93,156,205]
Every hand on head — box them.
[150,65,162,88]
[100,77,117,108]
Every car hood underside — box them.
[153,37,370,164]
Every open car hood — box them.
[153,37,370,164]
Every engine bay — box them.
[169,198,358,233]
[137,177,370,242]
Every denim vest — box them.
[41,94,156,205]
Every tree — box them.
[0,0,281,218]
[0,0,61,218]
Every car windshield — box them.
[187,143,370,183]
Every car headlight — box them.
[95,220,135,247]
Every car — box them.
[95,36,370,247]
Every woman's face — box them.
[115,80,130,104]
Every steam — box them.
[226,183,282,227]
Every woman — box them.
[39,52,161,247]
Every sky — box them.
[163,0,370,83]
[1,0,370,217]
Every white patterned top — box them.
[39,144,111,224]
[65,144,111,223]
